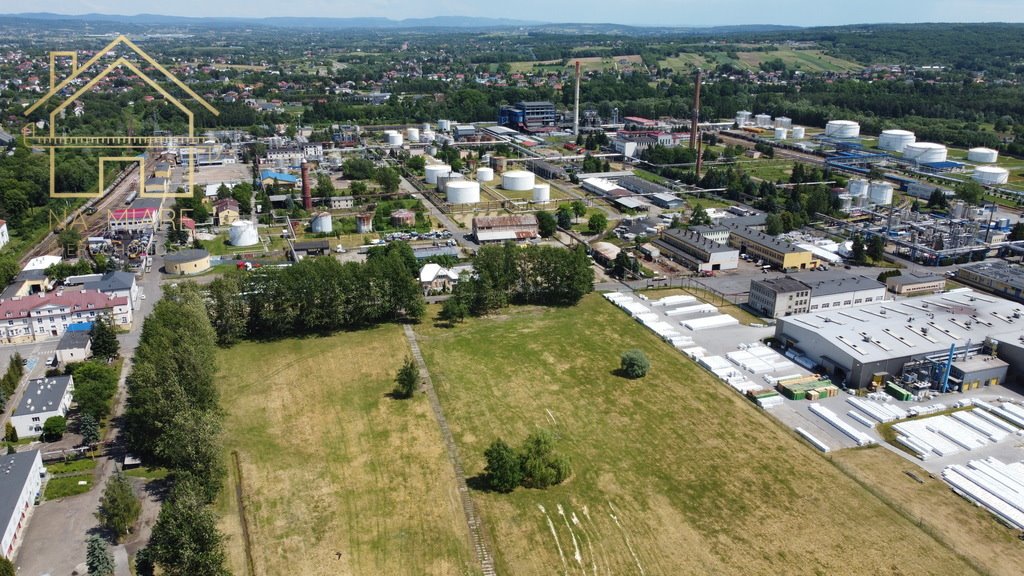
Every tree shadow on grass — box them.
[610,368,640,379]
[466,473,496,493]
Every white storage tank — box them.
[972,166,1009,185]
[425,164,452,184]
[387,132,404,146]
[311,212,333,234]
[735,110,752,126]
[755,113,772,128]
[437,173,464,193]
[502,170,535,191]
[826,120,860,138]
[837,194,853,211]
[868,181,894,206]
[951,200,967,219]
[421,122,431,132]
[903,142,947,164]
[774,127,788,140]
[476,167,494,182]
[405,127,420,142]
[228,220,259,247]
[532,184,551,202]
[791,126,806,140]
[968,147,999,163]
[437,119,451,131]
[848,178,869,197]
[774,116,792,129]
[446,180,480,204]
[878,129,916,152]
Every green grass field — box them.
[214,326,475,576]
[414,295,983,575]
[659,49,862,74]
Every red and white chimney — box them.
[301,159,312,211]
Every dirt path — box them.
[403,324,497,576]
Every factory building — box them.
[955,262,1024,303]
[774,288,1024,389]
[887,272,947,296]
[472,215,539,243]
[498,101,557,130]
[525,159,567,181]
[750,272,886,318]
[687,225,731,244]
[654,229,739,273]
[725,226,819,271]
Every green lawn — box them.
[214,326,474,576]
[414,295,982,575]
[44,474,94,500]
[45,458,97,475]
[123,466,170,480]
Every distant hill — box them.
[0,13,807,34]
[0,12,544,29]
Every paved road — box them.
[401,177,477,252]
[13,230,169,575]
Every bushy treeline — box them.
[0,353,24,408]
[484,430,571,493]
[441,243,593,322]
[207,242,425,345]
[122,284,229,576]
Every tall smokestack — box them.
[689,68,702,150]
[691,68,703,179]
[573,61,581,136]
[301,159,312,211]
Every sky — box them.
[1,0,1023,27]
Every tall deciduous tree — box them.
[96,473,141,539]
[535,211,557,238]
[689,203,711,226]
[148,479,230,576]
[484,439,521,493]
[90,316,120,359]
[587,213,608,235]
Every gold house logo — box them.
[23,35,219,198]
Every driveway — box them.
[13,457,115,576]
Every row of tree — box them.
[0,353,24,409]
[207,242,425,345]
[122,284,230,575]
[440,243,594,323]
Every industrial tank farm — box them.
[903,142,948,163]
[425,164,452,184]
[825,120,860,138]
[501,170,535,191]
[311,212,333,234]
[228,220,259,247]
[446,180,480,204]
[968,147,999,163]
[972,166,1010,185]
[532,184,550,202]
[878,129,916,152]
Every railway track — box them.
[20,164,140,264]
